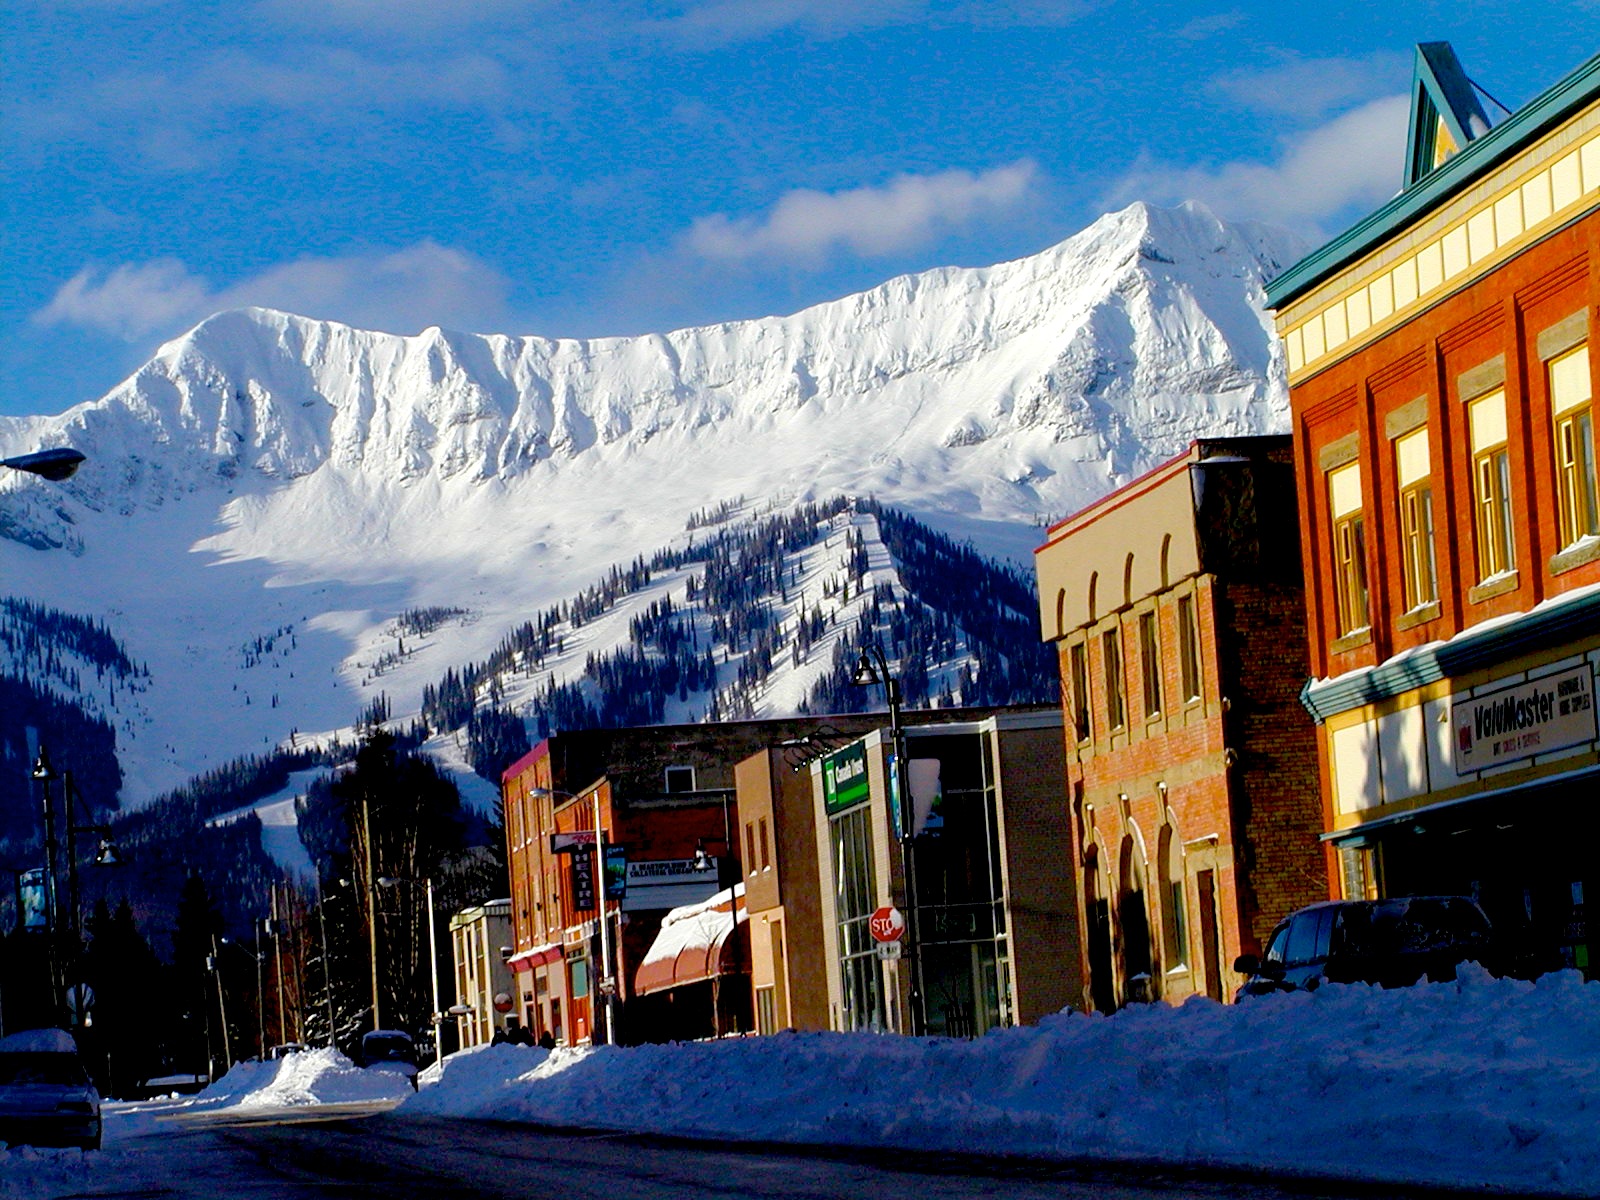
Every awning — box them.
[507,941,563,973]
[634,883,748,997]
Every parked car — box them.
[0,1028,102,1150]
[355,1030,418,1090]
[268,1043,306,1060]
[1234,896,1494,998]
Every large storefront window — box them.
[830,804,885,1032]
[908,732,1010,1036]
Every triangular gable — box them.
[1404,42,1494,188]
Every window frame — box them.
[1467,388,1516,581]
[1137,609,1162,720]
[1327,461,1369,637]
[1067,641,1091,742]
[1176,594,1201,704]
[1101,626,1126,732]
[1549,344,1597,549]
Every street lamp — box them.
[850,644,926,1036]
[2,447,85,482]
[529,786,616,1047]
[377,876,443,1068]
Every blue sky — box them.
[1,1,1592,418]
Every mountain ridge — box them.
[0,199,1303,805]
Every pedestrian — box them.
[537,1031,556,1050]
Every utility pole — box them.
[363,789,380,1031]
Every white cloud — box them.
[645,0,1089,48]
[36,260,211,341]
[1105,95,1410,236]
[1212,52,1410,121]
[686,161,1040,265]
[35,243,513,341]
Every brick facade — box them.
[1036,438,1328,1010]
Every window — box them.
[1551,344,1597,548]
[663,765,695,793]
[1167,880,1188,969]
[1394,427,1438,610]
[758,817,770,870]
[1469,389,1515,579]
[745,822,757,875]
[1101,628,1126,731]
[1068,642,1091,741]
[1137,611,1162,718]
[1327,462,1369,635]
[1177,595,1201,703]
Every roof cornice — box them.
[1267,53,1600,311]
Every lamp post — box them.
[31,749,64,1021]
[2,447,86,482]
[377,876,442,1068]
[851,644,926,1037]
[529,786,616,1047]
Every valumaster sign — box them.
[1453,664,1596,773]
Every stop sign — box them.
[868,906,905,943]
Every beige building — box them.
[449,899,515,1047]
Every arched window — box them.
[1123,553,1135,608]
[1117,830,1152,989]
[1157,818,1189,974]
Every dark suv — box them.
[1234,896,1494,998]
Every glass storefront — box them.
[905,732,1011,1036]
[830,803,885,1031]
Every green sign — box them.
[822,740,870,815]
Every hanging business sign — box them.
[822,740,870,815]
[604,845,628,900]
[1452,665,1596,773]
[569,847,595,912]
[19,868,46,930]
[550,830,597,854]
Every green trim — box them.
[1299,586,1600,723]
[1267,52,1600,310]
[1403,43,1492,189]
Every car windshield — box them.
[363,1035,414,1062]
[0,1052,89,1087]
[1337,898,1490,956]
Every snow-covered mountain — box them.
[0,201,1302,806]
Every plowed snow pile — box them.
[406,969,1598,1196]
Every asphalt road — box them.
[38,1107,1510,1200]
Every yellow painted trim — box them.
[1282,113,1600,382]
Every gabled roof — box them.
[1403,43,1493,188]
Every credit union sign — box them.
[1453,665,1596,773]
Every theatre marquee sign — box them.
[1453,664,1596,773]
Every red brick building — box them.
[1266,46,1598,977]
[1034,437,1327,1010]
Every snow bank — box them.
[195,1047,412,1110]
[404,969,1600,1196]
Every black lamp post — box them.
[851,644,926,1036]
[2,447,85,482]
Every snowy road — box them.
[25,1109,1501,1200]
